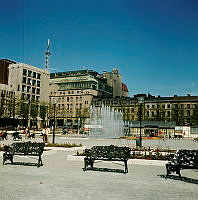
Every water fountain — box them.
[88,104,124,138]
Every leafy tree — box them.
[40,103,47,120]
[0,93,5,118]
[20,102,29,119]
[30,103,38,119]
[191,104,198,126]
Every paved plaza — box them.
[0,135,198,200]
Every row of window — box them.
[51,90,89,95]
[146,104,196,109]
[101,100,135,105]
[50,98,89,105]
[21,93,40,101]
[22,85,40,94]
[22,77,40,87]
[146,104,170,109]
[60,96,83,102]
[57,103,83,110]
[97,100,198,110]
[23,69,41,79]
[145,110,192,117]
[0,90,15,98]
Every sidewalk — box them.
[1,148,198,200]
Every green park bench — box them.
[166,149,198,179]
[3,141,45,167]
[83,145,131,173]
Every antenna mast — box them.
[45,39,51,71]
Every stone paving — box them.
[0,135,198,200]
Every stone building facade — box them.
[92,94,198,138]
[49,69,128,127]
[92,94,198,126]
[0,59,50,128]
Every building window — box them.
[23,69,27,76]
[147,105,150,109]
[17,85,20,91]
[147,111,149,117]
[151,111,154,117]
[36,96,40,101]
[36,88,40,94]
[76,97,78,101]
[32,95,35,101]
[131,108,134,113]
[27,78,31,85]
[27,86,31,93]
[167,104,170,108]
[152,105,155,109]
[22,85,26,92]
[32,87,36,94]
[67,97,69,102]
[33,72,36,78]
[22,77,26,84]
[21,93,25,100]
[37,73,41,79]
[32,80,36,86]
[28,70,32,77]
[187,104,190,109]
[37,81,40,87]
[167,111,170,117]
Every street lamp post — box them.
[52,100,56,144]
[28,100,31,128]
[137,97,144,148]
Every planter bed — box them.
[67,155,168,166]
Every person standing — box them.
[42,128,47,142]
[46,127,50,143]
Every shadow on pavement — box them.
[159,174,198,184]
[83,167,126,174]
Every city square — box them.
[0,134,198,200]
[1,1,198,200]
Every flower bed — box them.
[45,142,82,148]
[76,147,176,161]
[0,143,82,151]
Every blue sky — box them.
[1,0,198,97]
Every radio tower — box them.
[45,39,51,71]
